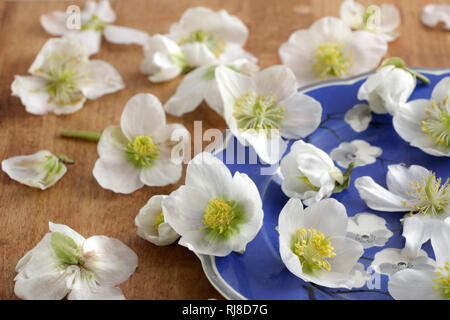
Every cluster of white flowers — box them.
[2,0,449,301]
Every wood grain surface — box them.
[0,0,449,300]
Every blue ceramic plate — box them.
[198,68,450,300]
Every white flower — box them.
[340,0,400,42]
[355,164,449,220]
[168,7,256,65]
[216,65,322,164]
[135,195,179,246]
[162,152,264,256]
[41,0,149,56]
[279,17,387,86]
[357,65,415,115]
[372,248,436,277]
[330,139,382,168]
[346,213,393,248]
[1,151,67,190]
[164,59,259,117]
[280,141,348,206]
[388,217,450,300]
[421,4,450,30]
[93,93,189,194]
[278,198,364,289]
[14,222,138,300]
[11,37,124,115]
[344,104,372,132]
[393,77,450,157]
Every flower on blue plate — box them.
[346,213,393,248]
[388,217,450,300]
[135,195,179,246]
[344,104,372,132]
[393,77,450,157]
[162,152,264,256]
[41,0,149,56]
[372,248,435,277]
[278,198,364,289]
[11,37,124,115]
[355,164,449,221]
[330,139,382,169]
[216,65,322,164]
[14,222,138,300]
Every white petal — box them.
[254,65,297,101]
[309,17,353,43]
[279,93,322,139]
[49,222,86,246]
[421,5,450,29]
[340,0,364,29]
[293,141,334,186]
[386,164,429,197]
[181,42,217,67]
[65,30,102,56]
[303,198,349,238]
[82,235,138,286]
[1,150,67,190]
[92,158,143,194]
[402,215,434,259]
[431,77,450,103]
[380,4,401,32]
[40,11,69,36]
[68,283,125,300]
[120,93,166,140]
[15,272,71,300]
[164,65,210,116]
[103,25,149,46]
[354,176,408,212]
[139,160,182,187]
[278,198,305,245]
[328,236,364,274]
[97,126,128,160]
[81,60,124,99]
[219,43,257,64]
[430,218,450,267]
[95,0,116,23]
[280,153,312,199]
[344,104,372,132]
[11,76,55,115]
[346,31,388,75]
[388,269,443,300]
[240,129,287,165]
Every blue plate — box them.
[198,68,450,300]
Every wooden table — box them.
[0,0,449,300]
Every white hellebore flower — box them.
[11,37,124,115]
[1,151,67,190]
[355,164,449,220]
[388,217,450,300]
[340,0,401,42]
[421,4,450,30]
[330,139,382,168]
[162,152,264,256]
[164,59,259,117]
[346,213,393,248]
[279,17,387,86]
[93,93,189,194]
[14,222,138,300]
[41,0,149,56]
[393,77,450,157]
[135,195,179,246]
[278,198,364,288]
[357,65,415,115]
[216,65,322,164]
[280,141,351,206]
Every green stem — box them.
[405,67,431,85]
[60,129,101,142]
[56,154,75,165]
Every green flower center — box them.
[40,155,64,185]
[200,197,243,238]
[421,96,450,148]
[312,41,352,78]
[432,261,450,300]
[51,232,85,267]
[233,92,285,133]
[81,14,107,31]
[292,227,336,274]
[154,210,165,231]
[403,173,449,217]
[46,67,85,105]
[126,135,160,168]
[180,29,226,57]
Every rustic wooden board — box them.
[0,0,449,300]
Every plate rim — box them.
[197,66,450,301]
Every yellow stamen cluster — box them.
[401,173,449,217]
[432,261,450,300]
[153,210,165,232]
[293,227,336,273]
[233,92,285,134]
[81,14,107,31]
[312,41,353,78]
[125,135,160,168]
[179,29,226,57]
[201,198,236,235]
[421,96,450,147]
